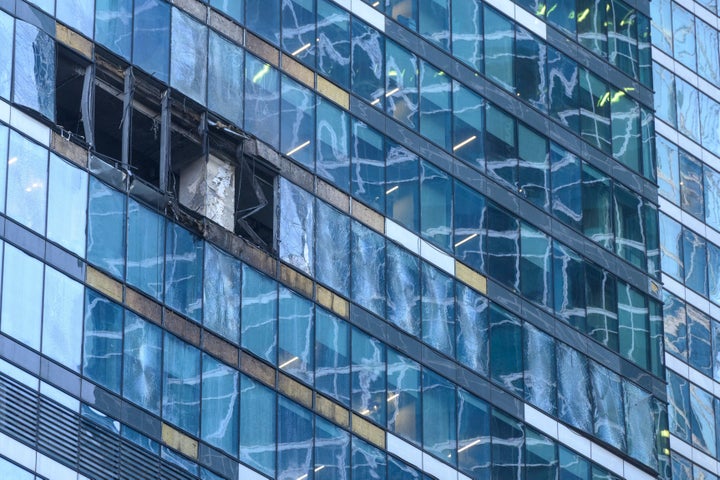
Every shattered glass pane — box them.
[209,31,243,127]
[456,283,489,376]
[624,380,657,468]
[351,220,385,318]
[13,21,55,120]
[171,8,208,105]
[315,201,350,296]
[590,361,625,451]
[557,342,592,433]
[421,262,454,356]
[0,11,12,100]
[386,243,420,337]
[523,323,556,415]
[279,178,315,275]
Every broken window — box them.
[13,19,55,120]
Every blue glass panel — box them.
[352,436,386,480]
[0,457,35,480]
[688,305,712,377]
[281,75,315,169]
[386,40,418,128]
[0,11,13,100]
[656,135,679,204]
[278,397,313,480]
[317,0,350,89]
[525,428,557,479]
[523,324,556,415]
[559,446,589,480]
[484,204,519,290]
[419,0,449,50]
[387,349,421,445]
[203,243,241,343]
[47,154,87,257]
[490,305,523,396]
[351,119,385,213]
[667,370,690,442]
[386,243,420,336]
[683,229,708,296]
[315,309,349,405]
[7,130,48,234]
[623,380,657,468]
[419,61,451,150]
[351,328,386,425]
[618,282,649,369]
[201,354,239,455]
[123,311,162,414]
[485,105,517,188]
[317,98,350,190]
[696,18,720,85]
[589,361,625,450]
[95,0,132,59]
[1,244,43,350]
[420,161,452,250]
[518,124,549,209]
[246,0,280,45]
[13,21,55,120]
[585,263,618,350]
[650,0,671,53]
[453,181,485,271]
[423,369,456,463]
[663,292,687,362]
[241,265,277,365]
[163,333,201,435]
[315,416,350,480]
[351,18,384,106]
[653,63,676,126]
[83,290,123,393]
[690,384,716,455]
[553,242,585,330]
[452,84,484,169]
[709,243,720,307]
[457,389,490,479]
[279,288,314,384]
[57,0,94,37]
[611,91,641,173]
[171,9,207,104]
[87,178,125,279]
[210,0,243,23]
[315,201,350,296]
[127,199,164,300]
[706,167,720,232]
[208,31,244,127]
[614,184,645,268]
[42,267,83,372]
[548,48,579,132]
[456,283,489,375]
[279,178,315,275]
[675,78,700,144]
[557,342,591,432]
[660,213,683,281]
[165,223,203,322]
[422,262,454,356]
[282,0,315,67]
[133,0,170,83]
[484,6,514,92]
[491,409,524,480]
[451,0,483,71]
[700,94,720,158]
[550,144,581,230]
[245,54,280,147]
[672,4,696,70]
[0,124,6,213]
[520,223,552,307]
[240,375,276,477]
[351,220,385,318]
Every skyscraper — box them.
[0,0,702,479]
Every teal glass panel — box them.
[490,305,523,396]
[623,380,657,468]
[614,184,645,268]
[453,181,485,272]
[386,142,419,232]
[388,0,417,30]
[315,416,350,479]
[557,342,592,433]
[317,98,350,190]
[485,104,516,188]
[667,370,690,442]
[315,309,350,405]
[351,119,385,213]
[351,327,386,425]
[611,90,641,172]
[548,48,579,132]
[133,0,170,83]
[47,154,87,257]
[484,6,514,91]
[165,223,203,322]
[582,164,613,250]
[452,83,484,168]
[490,409,524,480]
[484,204,519,290]
[690,384,716,455]
[83,289,123,393]
[525,428,557,479]
[123,311,162,414]
[351,220,386,318]
[278,397,313,479]
[577,0,607,57]
[7,130,48,234]
[419,61,451,150]
[201,354,239,455]
[210,0,243,23]
[420,161,451,250]
[240,375,276,477]
[559,446,589,479]
[663,291,687,361]
[687,305,712,376]
[0,12,13,100]
[387,349,421,445]
[282,0,316,68]
[352,436,386,480]
[315,201,350,296]
[709,243,720,306]
[607,1,637,78]
[208,31,244,127]
[553,242,585,330]
[705,167,720,231]
[241,265,277,365]
[1,244,43,350]
[518,124,549,210]
[423,369,456,463]
[351,18,384,107]
[523,323,556,415]
[246,0,280,45]
[456,283,489,375]
[386,243,420,336]
[451,0,483,71]
[422,262,454,356]
[579,70,610,153]
[386,40,418,129]
[585,263,617,350]
[87,177,125,278]
[279,178,315,275]
[163,333,201,435]
[419,0,449,50]
[171,9,207,105]
[515,27,547,111]
[550,143,582,230]
[127,199,164,300]
[281,74,315,169]
[245,54,280,148]
[42,267,83,372]
[95,0,133,59]
[617,282,649,369]
[279,288,314,384]
[203,243,241,343]
[590,361,625,450]
[457,389,490,479]
[520,222,552,307]
[13,21,55,120]
[317,0,350,88]
[545,1,576,35]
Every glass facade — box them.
[0,0,709,479]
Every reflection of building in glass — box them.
[0,0,713,479]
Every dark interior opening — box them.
[56,45,89,142]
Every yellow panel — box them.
[245,32,279,66]
[125,288,162,325]
[317,76,350,110]
[282,54,314,88]
[278,373,313,408]
[351,201,384,234]
[280,264,314,298]
[351,414,386,449]
[315,394,349,428]
[455,261,487,294]
[86,266,123,303]
[51,134,88,168]
[56,23,92,58]
[240,352,276,387]
[161,423,198,459]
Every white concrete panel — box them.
[420,239,454,275]
[685,289,710,315]
[623,461,655,480]
[557,425,590,458]
[41,381,79,412]
[0,432,36,471]
[385,218,420,254]
[329,0,351,9]
[484,0,513,19]
[688,365,714,393]
[677,132,703,159]
[351,0,385,32]
[658,197,682,218]
[651,46,675,71]
[36,452,77,480]
[386,433,423,468]
[711,303,720,323]
[523,404,557,439]
[691,444,718,474]
[705,226,720,247]
[673,61,698,88]
[514,6,546,39]
[238,463,270,480]
[679,211,706,236]
[654,119,680,144]
[665,353,690,379]
[670,434,694,459]
[0,359,39,390]
[590,444,623,478]
[422,452,457,480]
[10,107,50,147]
[661,275,685,299]
[0,99,10,124]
